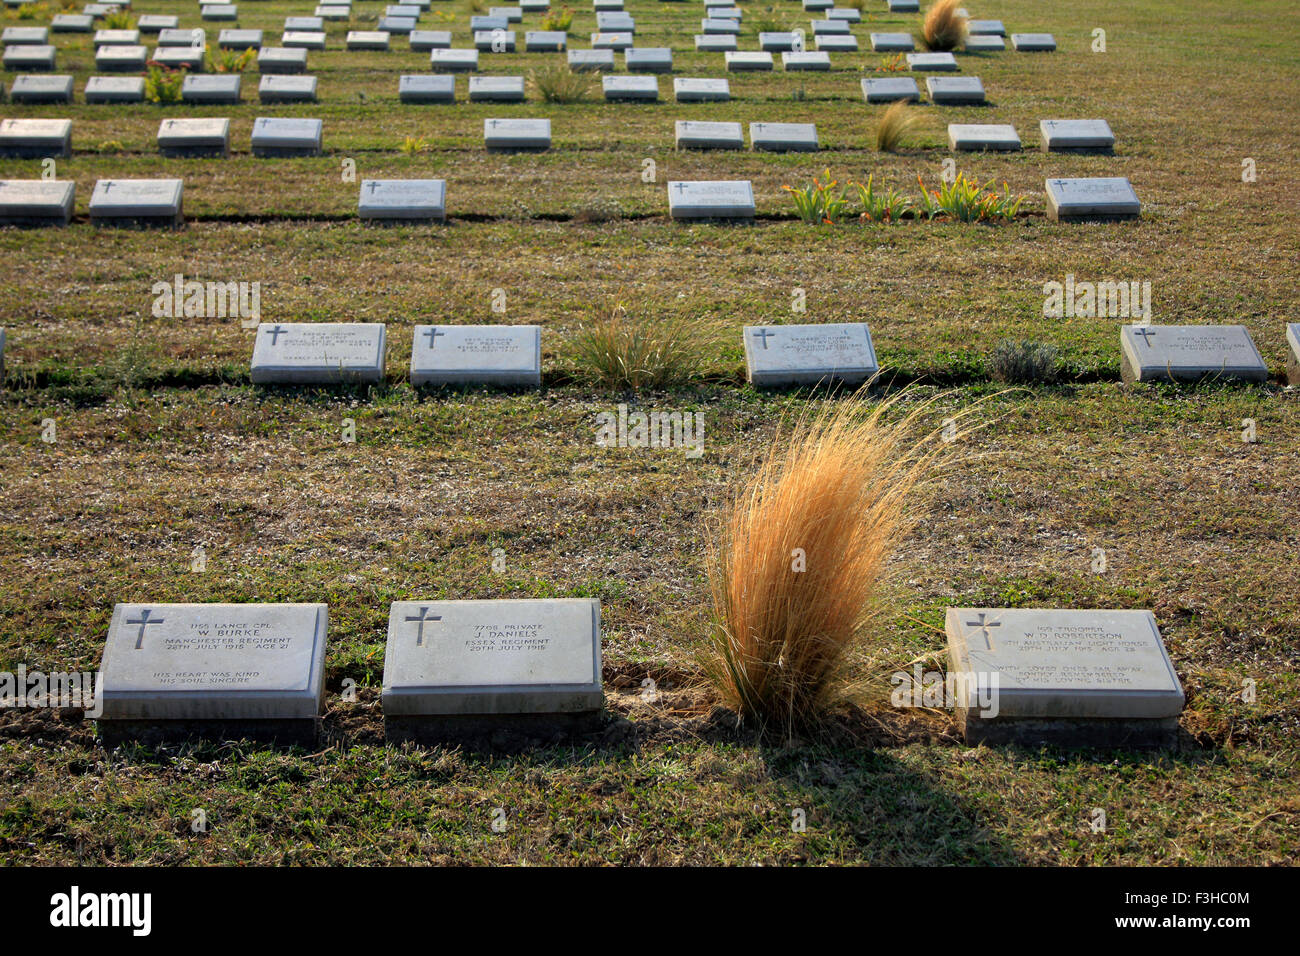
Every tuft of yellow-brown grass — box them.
[705,389,965,737]
[875,101,918,152]
[921,0,968,51]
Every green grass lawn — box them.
[0,0,1297,865]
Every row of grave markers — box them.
[77,598,1190,748]
[6,323,1296,389]
[0,173,1145,224]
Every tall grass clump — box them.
[875,100,918,152]
[706,391,963,736]
[921,0,967,51]
[988,339,1060,383]
[529,62,595,103]
[564,302,710,389]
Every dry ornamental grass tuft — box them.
[706,390,975,737]
[922,0,968,52]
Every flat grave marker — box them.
[182,74,242,104]
[948,123,1021,151]
[743,322,878,387]
[89,178,184,227]
[1119,325,1268,384]
[258,46,308,73]
[750,121,818,152]
[410,30,453,51]
[0,179,75,227]
[926,75,986,104]
[626,47,672,72]
[964,35,1005,52]
[524,30,565,52]
[870,32,915,52]
[157,117,230,157]
[725,51,774,71]
[250,322,387,384]
[431,48,480,71]
[250,117,323,156]
[381,599,603,727]
[85,75,145,103]
[96,602,328,744]
[409,324,541,386]
[3,44,56,71]
[676,119,743,149]
[468,75,526,102]
[568,49,614,71]
[358,178,447,222]
[907,51,958,71]
[9,75,74,103]
[667,180,755,220]
[862,76,920,103]
[399,74,455,103]
[673,77,729,102]
[484,117,551,151]
[0,118,72,159]
[945,607,1185,747]
[604,74,659,102]
[1039,119,1115,154]
[782,51,831,71]
[1045,176,1139,222]
[259,75,318,103]
[1012,33,1056,51]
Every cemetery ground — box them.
[0,0,1298,865]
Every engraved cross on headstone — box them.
[126,608,165,650]
[405,606,442,646]
[1133,327,1158,348]
[263,324,288,345]
[965,612,1001,651]
[753,328,776,349]
[423,327,444,349]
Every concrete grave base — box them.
[958,712,1180,749]
[384,711,605,747]
[91,210,184,229]
[99,717,320,748]
[159,143,228,158]
[252,144,321,157]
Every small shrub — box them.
[851,174,913,222]
[16,2,50,20]
[573,197,623,223]
[400,135,429,154]
[564,302,709,390]
[783,169,852,224]
[144,65,184,104]
[875,100,917,152]
[988,339,1060,384]
[873,53,906,73]
[921,0,967,51]
[540,6,574,32]
[529,63,594,103]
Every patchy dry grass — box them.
[0,0,1298,865]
